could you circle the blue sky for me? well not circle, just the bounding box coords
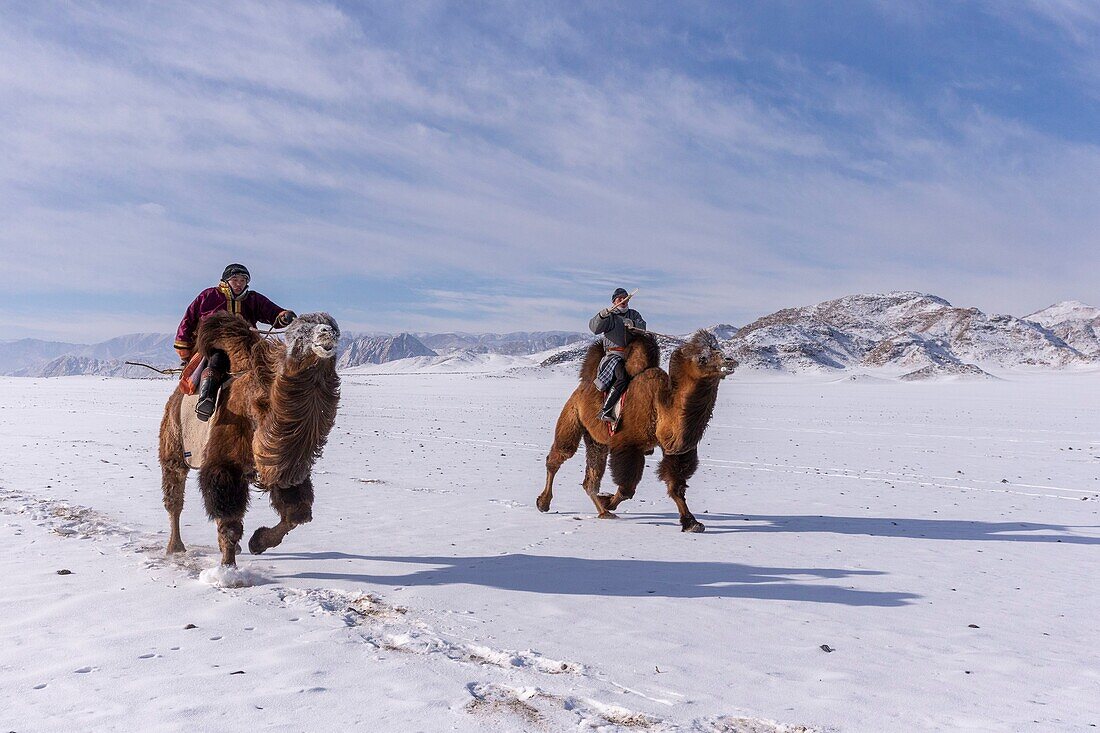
[1,1,1098,341]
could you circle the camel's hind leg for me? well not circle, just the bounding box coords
[161,458,189,554]
[580,432,613,517]
[159,396,189,554]
[537,401,584,512]
[199,462,250,566]
[249,479,314,554]
[658,448,704,533]
[605,445,646,512]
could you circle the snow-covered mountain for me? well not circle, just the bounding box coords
[0,338,83,374]
[3,294,1096,377]
[539,292,1089,376]
[1026,300,1100,326]
[706,323,739,340]
[344,349,534,374]
[336,333,436,368]
[19,354,175,379]
[3,334,179,378]
[1024,300,1100,358]
[416,331,588,356]
[726,292,1082,372]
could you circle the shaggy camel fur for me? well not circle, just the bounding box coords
[537,330,735,532]
[159,311,340,566]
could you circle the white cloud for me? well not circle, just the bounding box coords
[0,1,1098,340]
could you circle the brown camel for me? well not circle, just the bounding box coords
[159,311,340,566]
[537,330,735,532]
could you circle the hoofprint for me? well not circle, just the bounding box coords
[1,367,1098,731]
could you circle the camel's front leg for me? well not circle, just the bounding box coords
[537,402,584,512]
[199,462,251,566]
[657,448,704,532]
[249,479,313,554]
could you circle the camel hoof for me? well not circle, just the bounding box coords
[682,520,706,533]
[166,540,186,554]
[597,512,618,520]
[248,528,270,555]
[536,495,552,513]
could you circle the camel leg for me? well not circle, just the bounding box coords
[658,448,704,532]
[249,479,314,554]
[580,432,613,517]
[161,457,189,554]
[606,445,646,512]
[199,461,250,566]
[159,397,189,554]
[537,402,584,512]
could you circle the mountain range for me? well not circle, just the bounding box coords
[2,293,1096,378]
[722,292,1090,378]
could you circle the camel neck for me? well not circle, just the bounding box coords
[662,373,720,453]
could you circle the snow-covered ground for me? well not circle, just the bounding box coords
[1,369,1098,731]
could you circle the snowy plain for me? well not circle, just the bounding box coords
[1,367,1098,732]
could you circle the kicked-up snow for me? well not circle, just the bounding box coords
[0,369,1098,731]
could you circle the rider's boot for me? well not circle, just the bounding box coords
[195,368,222,422]
[599,381,627,423]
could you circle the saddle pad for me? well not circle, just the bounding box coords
[179,377,234,468]
[180,393,214,469]
[606,393,626,436]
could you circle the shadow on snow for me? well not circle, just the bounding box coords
[270,552,918,606]
[632,513,1100,543]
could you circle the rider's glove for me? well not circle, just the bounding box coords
[275,310,297,328]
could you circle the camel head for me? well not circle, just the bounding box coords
[283,312,341,362]
[677,330,737,380]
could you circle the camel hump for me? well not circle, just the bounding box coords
[624,333,659,376]
[579,333,660,382]
[579,340,605,382]
[196,311,261,360]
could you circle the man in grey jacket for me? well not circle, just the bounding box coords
[590,287,646,422]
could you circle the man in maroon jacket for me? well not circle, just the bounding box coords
[175,263,296,420]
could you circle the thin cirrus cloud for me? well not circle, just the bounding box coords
[0,1,1097,342]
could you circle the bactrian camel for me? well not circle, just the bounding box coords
[159,311,340,566]
[537,330,735,532]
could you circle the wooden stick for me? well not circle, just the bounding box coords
[125,361,184,375]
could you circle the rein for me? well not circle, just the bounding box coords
[255,325,286,339]
[627,326,689,345]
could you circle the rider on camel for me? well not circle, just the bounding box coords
[589,287,646,422]
[175,263,296,421]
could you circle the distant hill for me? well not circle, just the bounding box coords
[416,331,588,356]
[336,333,436,367]
[2,295,1096,377]
[0,338,83,374]
[1025,301,1100,358]
[724,292,1084,373]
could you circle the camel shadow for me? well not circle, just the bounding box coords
[270,552,918,607]
[625,512,1100,544]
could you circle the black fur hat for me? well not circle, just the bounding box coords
[612,287,629,301]
[221,263,250,282]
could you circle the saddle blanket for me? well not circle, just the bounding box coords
[180,393,214,469]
